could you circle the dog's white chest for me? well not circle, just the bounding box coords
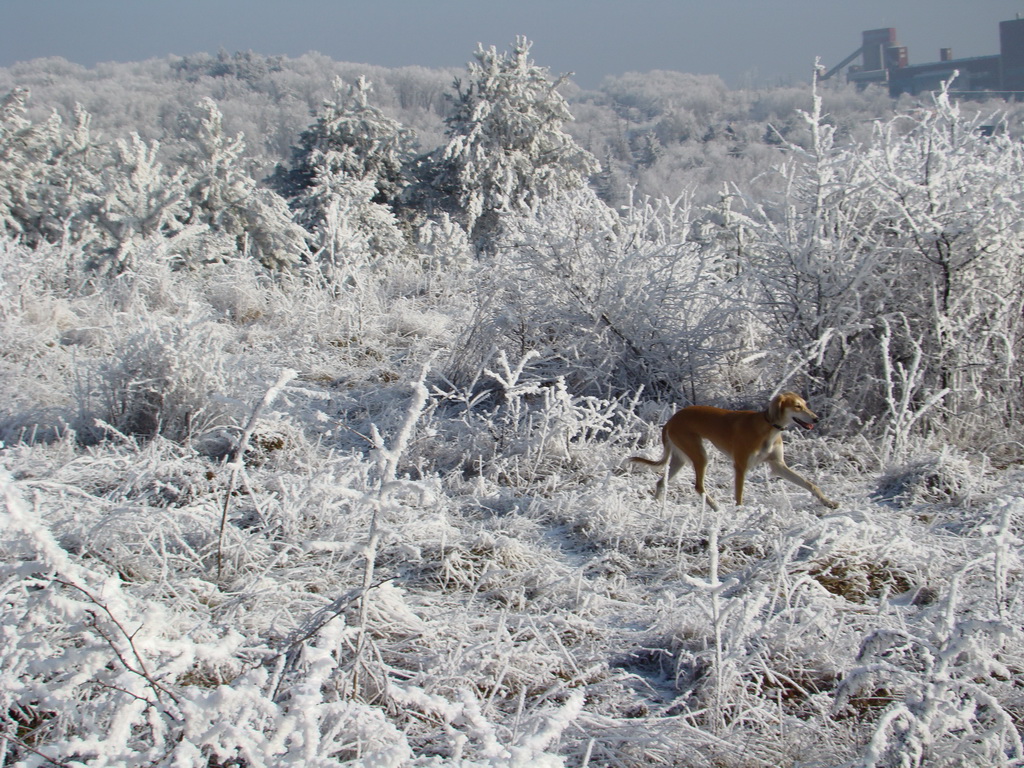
[751,436,778,465]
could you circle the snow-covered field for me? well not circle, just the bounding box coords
[2,43,1024,768]
[3,241,1022,767]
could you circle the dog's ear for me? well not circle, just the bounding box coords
[767,393,783,423]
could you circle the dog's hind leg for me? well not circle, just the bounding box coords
[655,446,687,500]
[673,434,720,511]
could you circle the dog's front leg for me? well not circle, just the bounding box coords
[732,460,748,506]
[767,458,838,509]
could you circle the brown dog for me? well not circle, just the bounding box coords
[629,392,838,510]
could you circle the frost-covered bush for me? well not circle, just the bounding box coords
[77,317,234,442]
[414,211,474,271]
[296,173,408,268]
[725,76,1024,455]
[837,571,1023,767]
[83,132,196,273]
[424,349,641,492]
[860,87,1024,452]
[876,449,988,508]
[721,77,893,411]
[0,466,421,767]
[451,189,737,400]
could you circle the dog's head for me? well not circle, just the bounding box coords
[768,392,819,430]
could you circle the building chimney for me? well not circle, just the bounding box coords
[940,47,953,61]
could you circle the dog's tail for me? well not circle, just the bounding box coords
[628,425,671,470]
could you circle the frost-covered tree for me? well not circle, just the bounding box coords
[0,87,95,247]
[861,84,1024,445]
[177,97,308,270]
[724,77,889,413]
[171,48,285,83]
[0,87,52,241]
[272,76,416,208]
[272,78,412,265]
[730,76,1024,451]
[425,37,599,252]
[87,133,191,272]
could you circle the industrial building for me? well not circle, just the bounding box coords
[823,17,1024,98]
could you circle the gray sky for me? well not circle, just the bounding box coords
[3,1,1023,88]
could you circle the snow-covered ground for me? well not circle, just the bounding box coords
[2,242,1022,767]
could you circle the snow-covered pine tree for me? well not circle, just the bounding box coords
[0,87,49,241]
[425,37,599,253]
[272,77,413,266]
[177,97,308,270]
[0,88,96,247]
[87,133,191,273]
[272,76,416,208]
